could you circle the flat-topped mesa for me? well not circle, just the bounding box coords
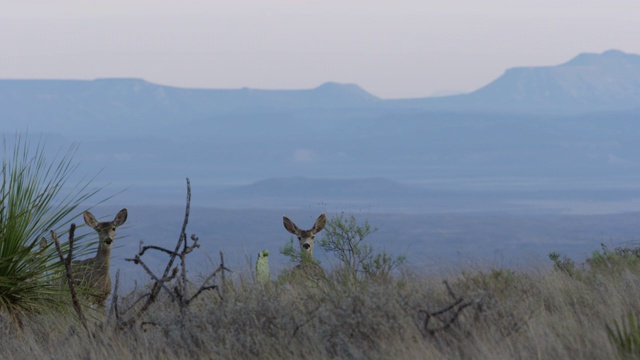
[72,208,128,308]
[283,213,326,279]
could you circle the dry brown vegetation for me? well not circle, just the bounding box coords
[3,260,640,359]
[3,159,638,359]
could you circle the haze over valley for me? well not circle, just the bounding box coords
[3,50,640,284]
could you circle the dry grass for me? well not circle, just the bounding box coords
[2,262,639,360]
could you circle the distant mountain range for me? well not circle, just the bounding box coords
[1,50,639,136]
[0,78,380,135]
[208,177,427,211]
[398,49,640,114]
[2,49,640,210]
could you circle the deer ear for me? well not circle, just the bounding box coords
[312,213,327,233]
[113,208,128,227]
[283,216,300,235]
[83,211,99,228]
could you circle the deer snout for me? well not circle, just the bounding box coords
[302,243,311,250]
[104,238,114,245]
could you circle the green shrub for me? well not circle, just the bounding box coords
[549,243,640,281]
[0,135,101,324]
[319,212,406,282]
[549,251,579,278]
[587,243,640,274]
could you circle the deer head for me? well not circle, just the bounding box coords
[283,213,326,258]
[83,208,128,250]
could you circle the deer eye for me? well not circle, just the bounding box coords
[297,236,302,240]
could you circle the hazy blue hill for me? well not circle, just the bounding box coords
[564,49,640,67]
[37,105,640,205]
[220,177,417,198]
[202,177,434,211]
[307,82,380,105]
[2,50,640,137]
[467,49,640,112]
[0,79,381,136]
[3,50,640,210]
[393,49,640,114]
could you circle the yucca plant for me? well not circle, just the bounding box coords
[607,312,640,358]
[0,135,101,324]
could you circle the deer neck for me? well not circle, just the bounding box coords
[300,248,314,262]
[93,238,112,271]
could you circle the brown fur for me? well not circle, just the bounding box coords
[283,213,326,278]
[72,208,127,308]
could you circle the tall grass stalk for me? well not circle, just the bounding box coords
[0,135,102,323]
[607,312,640,357]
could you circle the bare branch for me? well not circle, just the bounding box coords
[106,269,120,326]
[137,245,181,258]
[163,266,179,282]
[444,280,461,301]
[129,255,177,302]
[186,265,225,304]
[51,225,89,333]
[187,285,219,304]
[185,234,200,255]
[119,178,233,327]
[418,281,489,336]
[122,293,152,315]
[150,177,192,301]
[220,251,226,299]
[424,298,465,317]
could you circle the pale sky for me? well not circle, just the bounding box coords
[1,0,638,98]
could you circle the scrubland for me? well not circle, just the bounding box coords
[3,256,640,360]
[3,139,639,359]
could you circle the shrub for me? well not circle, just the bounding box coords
[0,135,101,324]
[587,243,640,274]
[549,243,640,280]
[318,212,406,281]
[549,251,579,277]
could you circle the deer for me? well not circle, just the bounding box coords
[70,208,128,309]
[283,213,326,279]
